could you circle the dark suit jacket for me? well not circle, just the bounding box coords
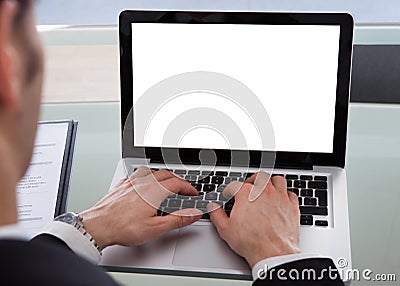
[0,235,118,286]
[0,235,343,286]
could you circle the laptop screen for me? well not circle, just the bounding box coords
[131,23,340,154]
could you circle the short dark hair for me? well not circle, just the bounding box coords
[14,0,30,25]
[4,0,40,83]
[0,0,30,26]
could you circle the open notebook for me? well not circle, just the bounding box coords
[16,120,78,238]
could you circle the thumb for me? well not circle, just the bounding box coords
[208,202,229,237]
[158,208,203,233]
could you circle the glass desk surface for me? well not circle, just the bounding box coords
[40,102,400,286]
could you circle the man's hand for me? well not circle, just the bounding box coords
[208,172,301,268]
[79,167,203,250]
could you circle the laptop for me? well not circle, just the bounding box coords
[100,11,354,281]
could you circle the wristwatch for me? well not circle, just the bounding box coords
[54,212,102,253]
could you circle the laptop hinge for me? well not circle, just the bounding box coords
[273,162,313,170]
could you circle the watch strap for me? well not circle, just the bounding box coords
[75,215,102,252]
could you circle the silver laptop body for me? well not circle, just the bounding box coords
[100,10,354,282]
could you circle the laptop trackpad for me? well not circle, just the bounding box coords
[172,224,249,270]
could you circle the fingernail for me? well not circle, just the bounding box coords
[206,202,218,212]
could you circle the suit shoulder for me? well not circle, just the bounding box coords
[0,239,117,286]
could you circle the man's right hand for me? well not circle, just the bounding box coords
[79,167,203,250]
[208,172,301,268]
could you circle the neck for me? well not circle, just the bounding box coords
[0,131,20,226]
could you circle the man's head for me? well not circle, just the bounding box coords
[0,0,44,179]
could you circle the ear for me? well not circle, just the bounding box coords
[0,0,20,110]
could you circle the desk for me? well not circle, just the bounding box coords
[40,102,400,286]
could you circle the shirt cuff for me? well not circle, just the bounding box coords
[0,223,29,241]
[252,253,323,281]
[40,221,101,265]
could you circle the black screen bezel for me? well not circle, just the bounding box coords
[119,11,353,169]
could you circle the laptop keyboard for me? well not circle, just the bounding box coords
[136,168,329,227]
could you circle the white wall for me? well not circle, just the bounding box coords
[35,0,399,25]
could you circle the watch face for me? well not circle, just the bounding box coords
[55,213,76,225]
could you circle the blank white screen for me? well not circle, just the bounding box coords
[131,23,340,153]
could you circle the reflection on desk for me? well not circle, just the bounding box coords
[40,102,400,286]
